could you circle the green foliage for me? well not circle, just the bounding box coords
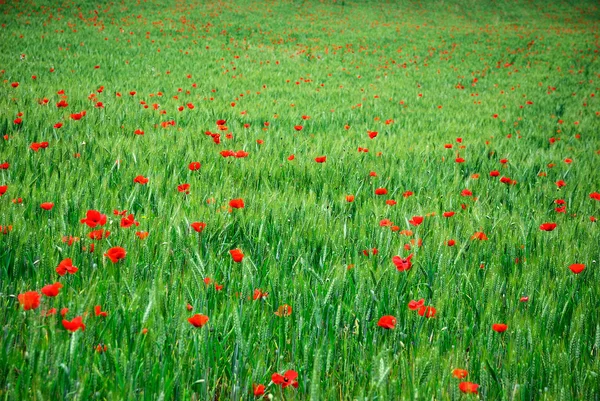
[1,0,599,399]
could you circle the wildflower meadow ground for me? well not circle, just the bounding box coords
[1,0,599,399]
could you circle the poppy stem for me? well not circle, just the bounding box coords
[198,233,202,258]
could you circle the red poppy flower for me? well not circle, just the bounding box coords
[30,142,49,151]
[377,315,397,329]
[520,296,529,302]
[374,188,387,195]
[62,316,85,332]
[40,202,54,210]
[569,264,585,274]
[56,258,78,276]
[363,248,379,256]
[191,222,207,233]
[18,291,41,310]
[235,150,249,158]
[443,211,455,218]
[539,222,557,231]
[447,239,456,246]
[136,231,149,239]
[272,370,298,388]
[0,185,7,196]
[42,308,57,317]
[294,125,303,131]
[120,214,139,228]
[188,162,201,171]
[590,192,600,201]
[229,198,245,209]
[230,249,244,263]
[368,130,378,139]
[134,175,149,185]
[555,180,566,188]
[455,157,465,163]
[216,119,226,126]
[408,216,423,226]
[104,246,126,263]
[346,195,355,202]
[62,236,80,246]
[386,199,397,206]
[471,231,488,240]
[458,382,479,394]
[315,156,327,163]
[11,82,19,88]
[41,282,63,297]
[402,191,414,198]
[95,344,108,354]
[287,154,295,161]
[408,298,425,310]
[274,304,293,317]
[253,384,266,397]
[253,289,269,300]
[392,254,413,271]
[452,369,468,379]
[380,219,393,227]
[88,229,110,240]
[94,305,108,317]
[500,176,516,185]
[188,314,209,327]
[418,305,436,318]
[177,183,190,194]
[492,323,508,333]
[56,99,68,108]
[53,122,64,129]
[134,129,144,135]
[80,210,107,227]
[461,189,473,197]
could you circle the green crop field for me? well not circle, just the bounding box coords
[1,0,599,399]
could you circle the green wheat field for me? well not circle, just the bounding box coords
[1,0,599,399]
